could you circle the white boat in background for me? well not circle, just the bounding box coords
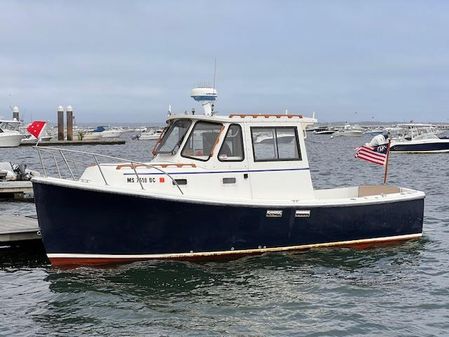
[390,124,449,153]
[82,130,102,141]
[21,130,53,144]
[138,128,164,140]
[313,126,335,135]
[0,120,26,147]
[253,130,295,144]
[83,126,124,140]
[0,161,40,181]
[363,128,384,135]
[331,124,364,137]
[100,127,124,139]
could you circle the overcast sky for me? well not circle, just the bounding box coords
[1,1,448,124]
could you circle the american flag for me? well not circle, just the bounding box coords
[355,143,389,166]
[26,120,47,139]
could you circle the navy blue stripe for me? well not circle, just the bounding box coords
[122,167,310,176]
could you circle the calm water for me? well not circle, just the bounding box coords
[1,133,448,336]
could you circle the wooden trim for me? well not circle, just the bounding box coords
[210,125,225,156]
[151,127,168,156]
[155,163,196,168]
[358,185,400,197]
[116,163,196,170]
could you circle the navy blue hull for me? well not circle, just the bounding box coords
[391,141,449,152]
[33,181,424,266]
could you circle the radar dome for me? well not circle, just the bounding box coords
[191,87,217,116]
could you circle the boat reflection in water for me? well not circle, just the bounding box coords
[31,88,425,267]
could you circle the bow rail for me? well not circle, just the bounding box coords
[34,146,184,195]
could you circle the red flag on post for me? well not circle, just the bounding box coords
[26,121,47,139]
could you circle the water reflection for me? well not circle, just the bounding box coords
[44,240,426,298]
[32,242,432,336]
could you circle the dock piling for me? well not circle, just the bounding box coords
[57,105,65,141]
[66,105,73,141]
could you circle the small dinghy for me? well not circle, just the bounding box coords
[32,88,425,267]
[0,162,40,181]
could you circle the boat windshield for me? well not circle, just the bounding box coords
[181,121,223,161]
[154,119,192,154]
[0,121,20,131]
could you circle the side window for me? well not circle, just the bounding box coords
[218,124,244,161]
[181,122,223,161]
[251,127,301,162]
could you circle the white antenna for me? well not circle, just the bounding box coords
[190,59,218,116]
[213,58,217,89]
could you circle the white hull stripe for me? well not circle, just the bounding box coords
[48,233,422,260]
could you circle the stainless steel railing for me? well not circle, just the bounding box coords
[34,146,184,195]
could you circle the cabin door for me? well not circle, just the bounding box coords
[246,125,313,200]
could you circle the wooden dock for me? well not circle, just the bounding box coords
[0,181,34,201]
[0,215,40,244]
[20,139,126,146]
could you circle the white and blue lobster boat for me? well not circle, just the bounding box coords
[32,88,425,266]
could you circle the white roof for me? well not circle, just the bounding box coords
[166,113,317,126]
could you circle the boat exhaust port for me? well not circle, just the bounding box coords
[266,210,283,218]
[295,210,311,218]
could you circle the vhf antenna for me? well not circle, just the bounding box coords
[213,58,217,89]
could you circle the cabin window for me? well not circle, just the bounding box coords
[155,119,191,154]
[218,124,244,161]
[251,127,301,161]
[181,121,223,161]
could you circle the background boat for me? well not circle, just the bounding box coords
[138,128,164,140]
[0,120,26,147]
[390,124,449,153]
[82,126,124,140]
[331,124,364,137]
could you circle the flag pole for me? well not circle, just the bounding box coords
[383,139,392,184]
[35,134,41,147]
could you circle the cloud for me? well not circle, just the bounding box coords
[0,0,448,123]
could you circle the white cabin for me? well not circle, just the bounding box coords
[80,113,317,202]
